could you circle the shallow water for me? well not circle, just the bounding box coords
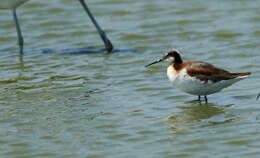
[0,0,260,157]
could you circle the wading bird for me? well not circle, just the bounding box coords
[0,0,113,54]
[146,50,251,103]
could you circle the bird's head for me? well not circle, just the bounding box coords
[145,50,182,67]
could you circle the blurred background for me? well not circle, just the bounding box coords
[0,0,259,157]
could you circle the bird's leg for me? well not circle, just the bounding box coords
[257,93,260,100]
[78,0,113,52]
[204,96,208,103]
[12,9,24,54]
[19,53,24,70]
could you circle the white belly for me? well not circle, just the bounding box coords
[167,67,244,96]
[0,0,29,9]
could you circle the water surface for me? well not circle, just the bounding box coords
[0,0,259,157]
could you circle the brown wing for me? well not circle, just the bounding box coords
[186,62,235,83]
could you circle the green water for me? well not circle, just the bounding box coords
[0,0,260,157]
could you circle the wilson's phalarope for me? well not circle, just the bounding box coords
[146,50,251,103]
[0,0,113,54]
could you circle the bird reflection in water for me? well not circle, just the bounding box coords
[163,102,235,133]
[19,53,24,70]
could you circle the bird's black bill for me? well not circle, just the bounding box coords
[145,59,163,67]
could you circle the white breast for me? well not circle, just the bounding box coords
[167,66,245,96]
[167,65,178,82]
